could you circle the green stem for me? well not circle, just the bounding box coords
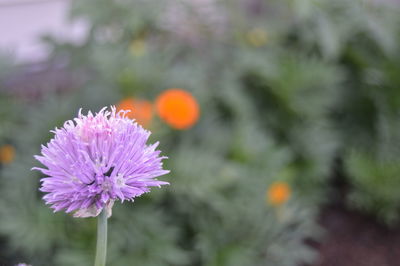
[94,210,108,266]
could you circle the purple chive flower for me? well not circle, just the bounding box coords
[33,107,169,218]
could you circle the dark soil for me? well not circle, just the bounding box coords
[312,204,400,266]
[311,161,400,266]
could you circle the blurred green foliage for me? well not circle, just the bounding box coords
[0,0,400,265]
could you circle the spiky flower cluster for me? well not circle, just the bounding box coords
[33,107,169,218]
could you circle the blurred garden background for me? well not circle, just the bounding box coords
[1,0,400,265]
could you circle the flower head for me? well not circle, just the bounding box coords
[116,98,153,127]
[266,182,291,206]
[156,89,200,130]
[33,107,169,218]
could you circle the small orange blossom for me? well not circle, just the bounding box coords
[0,144,15,164]
[155,89,200,130]
[116,98,153,127]
[266,181,291,206]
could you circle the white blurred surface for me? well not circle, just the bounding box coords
[0,0,87,62]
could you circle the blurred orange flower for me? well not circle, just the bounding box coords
[0,144,15,164]
[267,181,291,206]
[116,98,153,127]
[156,89,200,130]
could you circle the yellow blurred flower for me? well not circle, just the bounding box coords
[246,28,268,47]
[129,39,147,57]
[0,144,15,164]
[266,181,291,206]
